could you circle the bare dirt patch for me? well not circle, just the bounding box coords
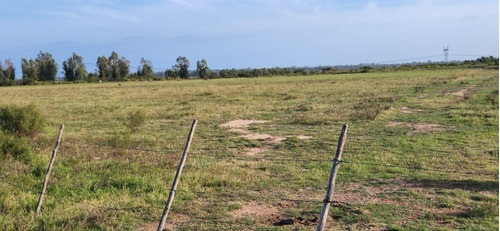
[409,123,447,135]
[136,214,189,231]
[231,200,318,227]
[448,86,475,97]
[386,121,447,135]
[220,119,313,156]
[243,146,275,156]
[232,201,281,219]
[386,121,406,127]
[401,106,424,114]
[238,133,287,143]
[449,89,468,97]
[297,135,313,140]
[219,119,268,131]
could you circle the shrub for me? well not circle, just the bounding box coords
[485,90,498,106]
[351,102,390,121]
[0,104,46,137]
[0,131,32,163]
[124,110,146,133]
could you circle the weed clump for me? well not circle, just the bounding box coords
[351,102,391,121]
[0,130,32,163]
[414,86,425,93]
[124,110,146,133]
[485,90,498,106]
[277,137,301,150]
[108,129,131,147]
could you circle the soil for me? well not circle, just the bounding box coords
[232,201,281,219]
[219,119,269,131]
[409,123,447,135]
[449,89,468,97]
[220,119,313,155]
[297,135,313,140]
[401,106,424,114]
[243,146,275,156]
[137,214,189,231]
[386,121,406,127]
[450,89,469,97]
[448,86,475,97]
[386,121,447,135]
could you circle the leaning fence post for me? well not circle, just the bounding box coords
[316,123,348,231]
[35,124,64,216]
[157,119,198,231]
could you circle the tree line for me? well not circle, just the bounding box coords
[0,52,498,86]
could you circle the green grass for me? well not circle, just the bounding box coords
[0,68,498,230]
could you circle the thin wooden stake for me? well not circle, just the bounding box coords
[35,124,64,216]
[157,119,197,231]
[316,123,348,231]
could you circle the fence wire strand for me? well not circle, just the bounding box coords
[56,140,497,177]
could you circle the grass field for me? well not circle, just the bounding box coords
[0,67,498,230]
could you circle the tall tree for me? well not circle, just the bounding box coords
[196,59,209,79]
[4,59,15,80]
[138,57,154,77]
[63,52,87,81]
[21,58,38,80]
[0,63,4,81]
[174,56,190,79]
[118,56,130,79]
[36,51,57,81]
[96,56,111,80]
[108,51,120,80]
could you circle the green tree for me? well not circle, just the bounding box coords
[165,69,178,78]
[196,59,209,79]
[36,51,57,81]
[1,59,15,81]
[96,52,129,81]
[63,52,87,81]
[174,56,190,79]
[21,58,38,81]
[96,56,111,80]
[138,57,154,77]
[109,51,120,80]
[0,63,4,81]
[118,56,130,79]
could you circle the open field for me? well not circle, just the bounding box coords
[0,68,498,230]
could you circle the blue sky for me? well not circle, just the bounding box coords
[0,0,498,76]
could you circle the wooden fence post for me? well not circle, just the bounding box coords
[35,124,64,216]
[316,124,348,231]
[157,119,197,231]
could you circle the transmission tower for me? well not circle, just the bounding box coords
[443,46,449,62]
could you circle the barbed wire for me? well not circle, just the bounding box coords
[188,152,330,163]
[62,140,180,155]
[55,139,498,177]
[341,160,498,177]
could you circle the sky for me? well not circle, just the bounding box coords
[0,0,498,76]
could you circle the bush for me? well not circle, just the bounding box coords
[124,110,146,133]
[0,104,46,137]
[0,131,32,163]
